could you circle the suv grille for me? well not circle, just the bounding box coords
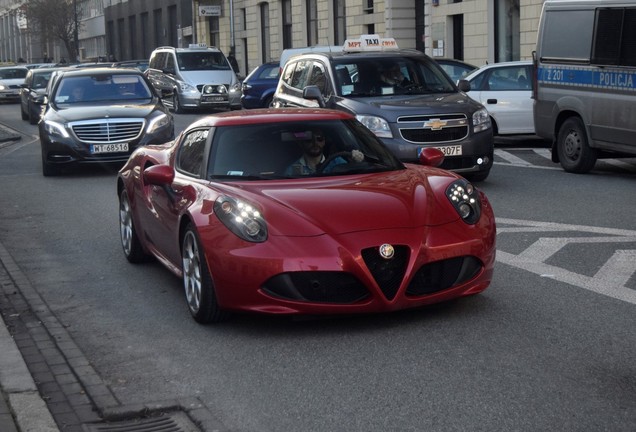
[70,118,144,144]
[398,114,469,143]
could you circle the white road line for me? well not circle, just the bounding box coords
[594,249,636,287]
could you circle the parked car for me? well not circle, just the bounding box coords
[145,44,242,113]
[20,67,63,124]
[435,58,478,83]
[39,67,174,176]
[117,108,496,323]
[272,35,494,181]
[0,65,28,103]
[111,59,149,72]
[462,60,534,135]
[240,61,280,108]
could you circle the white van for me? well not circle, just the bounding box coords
[146,44,242,113]
[533,0,636,173]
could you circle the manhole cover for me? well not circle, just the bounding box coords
[83,411,201,432]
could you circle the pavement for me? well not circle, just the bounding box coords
[0,124,59,432]
[0,123,224,432]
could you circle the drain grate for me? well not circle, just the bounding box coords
[83,411,201,432]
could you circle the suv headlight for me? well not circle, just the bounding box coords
[446,179,481,224]
[177,81,198,94]
[472,108,491,133]
[43,120,70,138]
[356,115,392,138]
[214,195,267,242]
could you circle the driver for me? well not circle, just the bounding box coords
[285,128,346,175]
[380,64,409,87]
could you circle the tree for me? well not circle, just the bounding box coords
[16,0,82,62]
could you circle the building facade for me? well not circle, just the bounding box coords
[2,0,545,72]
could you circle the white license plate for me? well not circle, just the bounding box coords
[202,96,226,102]
[90,143,129,154]
[419,145,462,156]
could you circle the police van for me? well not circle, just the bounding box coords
[272,35,494,181]
[533,0,636,173]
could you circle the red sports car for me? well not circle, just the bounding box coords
[117,108,496,323]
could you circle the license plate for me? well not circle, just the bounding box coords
[90,143,129,154]
[419,145,463,156]
[202,96,226,102]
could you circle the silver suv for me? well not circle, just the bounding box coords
[146,44,241,113]
[273,35,494,181]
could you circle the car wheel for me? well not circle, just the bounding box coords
[28,102,39,125]
[263,95,273,108]
[557,117,597,173]
[172,93,183,114]
[21,104,28,121]
[119,189,149,263]
[182,225,230,324]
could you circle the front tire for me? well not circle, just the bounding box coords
[556,117,597,173]
[182,225,230,323]
[119,189,149,263]
[172,93,183,114]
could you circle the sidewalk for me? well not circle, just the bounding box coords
[0,125,59,431]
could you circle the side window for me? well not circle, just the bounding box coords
[592,7,636,67]
[177,129,209,177]
[307,62,328,94]
[165,53,176,73]
[290,59,311,90]
[487,66,528,90]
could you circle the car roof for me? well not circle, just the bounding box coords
[286,48,426,65]
[187,108,354,129]
[57,67,144,77]
[464,60,532,80]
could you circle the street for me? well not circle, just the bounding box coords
[0,101,635,432]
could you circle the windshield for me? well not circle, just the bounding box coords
[177,51,231,71]
[0,68,27,80]
[208,119,404,180]
[332,56,456,97]
[54,74,152,104]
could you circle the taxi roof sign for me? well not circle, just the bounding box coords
[342,34,400,52]
[188,43,209,49]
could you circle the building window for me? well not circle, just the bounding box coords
[364,0,373,13]
[140,13,148,58]
[168,5,177,47]
[334,0,346,45]
[209,16,219,47]
[282,0,292,49]
[129,16,137,59]
[307,0,318,46]
[260,3,271,62]
[494,0,520,61]
[153,8,163,48]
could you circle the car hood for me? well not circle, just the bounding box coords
[180,70,236,86]
[50,103,159,122]
[337,92,482,117]
[220,168,459,237]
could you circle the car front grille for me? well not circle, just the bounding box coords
[70,118,144,144]
[398,113,469,143]
[361,245,409,301]
[263,272,369,304]
[406,256,482,296]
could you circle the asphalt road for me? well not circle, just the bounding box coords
[0,103,635,432]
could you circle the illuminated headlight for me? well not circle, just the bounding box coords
[446,179,481,224]
[472,108,491,133]
[0,85,6,91]
[146,113,170,133]
[356,115,392,138]
[229,82,242,93]
[43,120,70,138]
[203,84,227,94]
[214,196,267,242]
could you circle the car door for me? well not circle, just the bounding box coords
[468,64,534,135]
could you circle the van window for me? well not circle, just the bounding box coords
[540,10,594,61]
[591,8,636,66]
[177,51,230,71]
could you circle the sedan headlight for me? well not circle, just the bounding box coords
[446,179,481,224]
[356,114,392,138]
[472,108,491,133]
[214,196,267,242]
[146,113,170,133]
[43,120,70,138]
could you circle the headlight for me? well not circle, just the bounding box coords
[229,82,242,93]
[43,120,70,138]
[446,179,481,224]
[177,81,197,93]
[356,115,392,138]
[203,84,228,94]
[146,113,170,133]
[472,108,491,133]
[214,196,267,242]
[0,85,6,91]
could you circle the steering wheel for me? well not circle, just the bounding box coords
[316,150,366,173]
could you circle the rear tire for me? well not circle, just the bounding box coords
[182,225,230,324]
[556,117,597,173]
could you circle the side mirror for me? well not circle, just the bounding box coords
[303,85,326,108]
[418,147,445,167]
[143,164,175,186]
[457,80,471,92]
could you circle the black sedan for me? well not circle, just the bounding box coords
[20,67,64,124]
[39,67,174,176]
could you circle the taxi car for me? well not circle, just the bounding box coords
[0,65,28,102]
[117,108,496,323]
[39,67,174,176]
[272,35,494,181]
